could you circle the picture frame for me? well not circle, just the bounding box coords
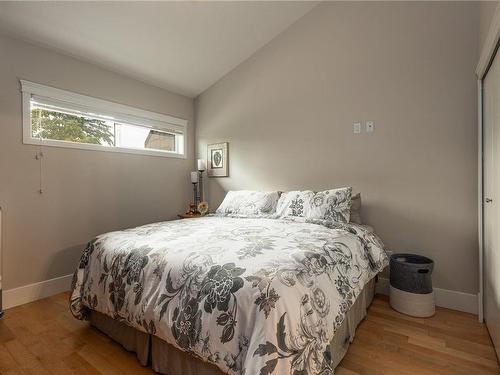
[207,142,228,177]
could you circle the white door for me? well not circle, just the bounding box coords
[483,47,500,358]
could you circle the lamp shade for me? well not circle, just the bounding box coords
[197,159,206,171]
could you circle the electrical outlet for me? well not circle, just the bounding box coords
[366,120,374,132]
[353,122,361,134]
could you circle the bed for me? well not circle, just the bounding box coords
[70,212,388,375]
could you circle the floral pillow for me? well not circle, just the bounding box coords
[275,191,315,218]
[215,190,280,217]
[307,187,352,223]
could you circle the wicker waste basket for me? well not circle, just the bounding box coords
[389,253,435,317]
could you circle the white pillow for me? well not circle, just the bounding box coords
[307,187,352,223]
[216,190,280,216]
[276,190,315,218]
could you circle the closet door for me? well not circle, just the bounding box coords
[483,47,500,358]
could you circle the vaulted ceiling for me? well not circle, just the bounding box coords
[0,1,316,97]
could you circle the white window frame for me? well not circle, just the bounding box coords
[21,80,188,159]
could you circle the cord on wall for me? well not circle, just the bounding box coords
[35,107,44,194]
[35,151,44,194]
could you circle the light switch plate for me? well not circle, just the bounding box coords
[366,120,374,132]
[353,122,361,134]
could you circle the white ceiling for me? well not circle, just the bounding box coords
[0,1,316,98]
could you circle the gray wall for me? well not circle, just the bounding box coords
[195,2,480,294]
[0,34,194,290]
[479,1,498,54]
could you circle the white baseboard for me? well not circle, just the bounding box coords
[375,277,478,315]
[3,274,73,310]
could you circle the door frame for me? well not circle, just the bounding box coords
[476,4,500,324]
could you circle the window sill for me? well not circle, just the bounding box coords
[23,137,187,159]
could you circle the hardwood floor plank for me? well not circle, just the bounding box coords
[4,340,40,370]
[0,343,19,373]
[2,369,27,375]
[341,296,500,374]
[76,345,127,375]
[62,352,102,375]
[0,323,15,344]
[432,331,498,360]
[336,367,361,375]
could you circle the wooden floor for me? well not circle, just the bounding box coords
[0,293,498,375]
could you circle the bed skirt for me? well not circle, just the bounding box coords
[89,277,376,374]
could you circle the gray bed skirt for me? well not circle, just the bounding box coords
[89,277,376,374]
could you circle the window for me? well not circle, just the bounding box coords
[21,80,187,158]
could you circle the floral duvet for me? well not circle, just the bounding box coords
[70,216,388,375]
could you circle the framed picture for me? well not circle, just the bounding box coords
[207,142,228,177]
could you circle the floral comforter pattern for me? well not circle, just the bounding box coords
[70,216,388,375]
